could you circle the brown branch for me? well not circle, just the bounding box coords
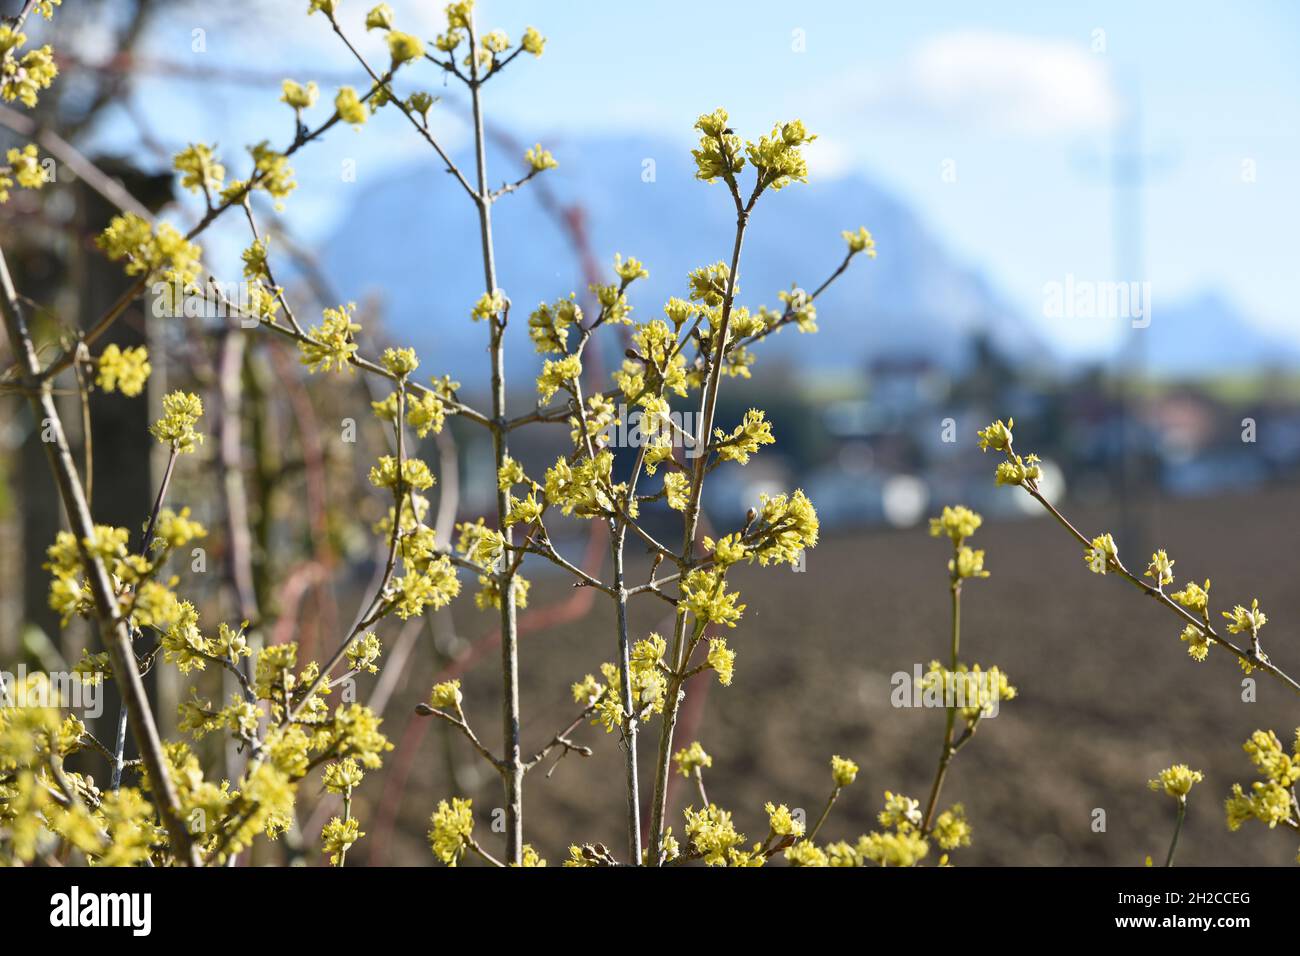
[522,706,595,772]
[1013,464,1300,696]
[414,703,503,772]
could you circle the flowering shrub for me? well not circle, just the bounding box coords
[0,0,1295,870]
[977,417,1300,865]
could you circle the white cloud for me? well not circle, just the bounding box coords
[839,31,1118,136]
[803,135,854,179]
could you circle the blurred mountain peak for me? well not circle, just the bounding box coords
[318,130,1049,384]
[1144,287,1300,376]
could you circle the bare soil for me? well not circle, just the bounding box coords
[369,485,1300,866]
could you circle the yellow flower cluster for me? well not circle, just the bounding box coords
[537,354,582,402]
[95,344,152,397]
[932,805,972,851]
[1223,598,1266,638]
[691,108,743,183]
[456,518,503,567]
[842,226,877,257]
[613,322,689,406]
[688,261,733,308]
[472,572,527,612]
[996,454,1041,487]
[920,661,1017,724]
[471,288,506,322]
[345,633,383,674]
[674,741,712,777]
[1225,729,1299,860]
[783,791,968,867]
[521,26,545,56]
[280,79,318,111]
[335,87,367,127]
[1084,533,1118,575]
[1170,578,1210,614]
[712,408,774,465]
[511,845,546,867]
[784,842,829,866]
[543,451,621,518]
[758,491,822,566]
[365,4,395,31]
[247,141,297,202]
[369,455,435,493]
[4,613,398,865]
[323,757,365,793]
[524,143,557,172]
[1179,623,1210,662]
[1148,764,1203,800]
[588,635,669,733]
[152,506,207,551]
[977,418,1046,488]
[96,213,203,286]
[660,472,688,511]
[860,819,930,866]
[321,816,362,866]
[571,673,603,707]
[428,797,475,866]
[300,303,361,373]
[527,295,581,353]
[391,547,460,620]
[929,504,982,545]
[746,119,816,191]
[172,141,226,196]
[388,31,424,66]
[160,601,214,674]
[706,637,735,686]
[1,23,58,108]
[976,418,1014,453]
[1145,549,1175,587]
[150,390,205,453]
[774,286,817,334]
[481,29,509,54]
[380,346,419,377]
[683,804,756,866]
[1,144,46,204]
[371,387,447,438]
[764,802,804,839]
[951,546,989,580]
[831,755,859,788]
[681,568,745,628]
[429,679,463,711]
[931,504,990,580]
[691,110,816,193]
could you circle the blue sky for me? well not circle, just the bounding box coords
[88,0,1300,357]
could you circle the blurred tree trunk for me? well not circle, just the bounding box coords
[80,166,160,744]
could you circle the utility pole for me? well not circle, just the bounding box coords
[1111,84,1148,556]
[1075,75,1176,556]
